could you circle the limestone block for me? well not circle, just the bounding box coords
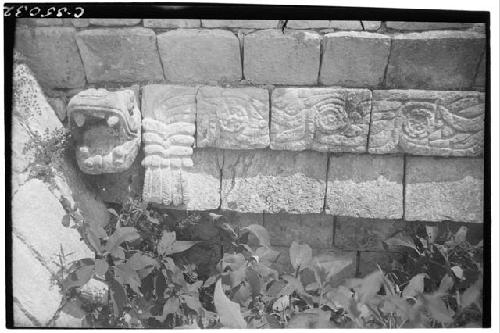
[368,90,484,156]
[221,150,327,213]
[76,28,164,83]
[197,86,270,149]
[13,302,36,327]
[271,88,371,152]
[264,213,334,248]
[15,27,85,88]
[67,87,142,174]
[13,235,62,325]
[326,154,404,219]
[143,19,201,28]
[89,19,141,26]
[474,53,486,87]
[320,32,391,87]
[141,85,220,209]
[386,31,485,89]
[17,18,64,26]
[71,19,89,28]
[334,217,405,251]
[201,20,277,28]
[362,21,382,31]
[244,29,320,84]
[157,29,241,83]
[386,22,474,31]
[405,157,483,223]
[287,20,330,29]
[12,179,93,273]
[330,20,363,30]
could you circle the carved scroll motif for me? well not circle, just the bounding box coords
[271,88,371,152]
[368,90,484,156]
[67,88,141,174]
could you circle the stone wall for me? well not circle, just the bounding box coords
[12,18,486,326]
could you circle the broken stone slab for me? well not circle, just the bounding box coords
[67,87,141,174]
[197,86,270,149]
[326,154,404,219]
[244,29,321,85]
[143,19,201,28]
[320,32,391,88]
[405,156,483,223]
[264,213,334,248]
[386,21,474,31]
[270,88,371,152]
[385,30,485,89]
[157,29,241,83]
[221,150,327,214]
[76,28,164,83]
[368,90,484,156]
[201,20,277,29]
[15,27,86,89]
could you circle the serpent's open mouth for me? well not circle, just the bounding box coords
[67,88,141,174]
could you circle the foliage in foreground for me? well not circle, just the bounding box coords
[59,199,484,328]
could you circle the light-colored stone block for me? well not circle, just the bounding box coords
[320,32,391,87]
[386,31,485,89]
[13,302,37,327]
[326,154,404,219]
[244,29,320,84]
[271,88,371,152]
[264,213,334,248]
[222,150,327,214]
[475,53,486,87]
[15,27,85,88]
[197,86,270,149]
[71,19,89,28]
[157,29,241,83]
[287,20,330,29]
[405,157,483,223]
[330,20,363,30]
[17,18,64,26]
[143,19,201,28]
[89,19,141,26]
[368,90,485,156]
[362,21,382,31]
[201,20,277,29]
[76,28,164,83]
[386,22,474,31]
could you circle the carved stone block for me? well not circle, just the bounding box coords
[143,19,201,28]
[197,87,270,149]
[271,88,371,152]
[67,88,141,174]
[221,150,327,214]
[141,85,220,210]
[201,20,278,29]
[368,90,484,156]
[405,157,483,223]
[326,154,404,219]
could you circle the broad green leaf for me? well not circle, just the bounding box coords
[289,241,312,272]
[61,299,86,321]
[312,253,353,284]
[221,253,246,271]
[242,224,270,248]
[272,295,289,312]
[157,230,199,256]
[163,297,180,316]
[438,274,454,294]
[451,266,464,280]
[384,236,417,251]
[246,267,261,297]
[345,270,385,304]
[111,246,125,260]
[61,259,95,292]
[61,214,71,227]
[115,262,141,294]
[229,266,246,288]
[214,279,246,328]
[403,273,428,298]
[461,278,482,308]
[232,283,252,307]
[423,293,454,324]
[109,278,127,317]
[254,246,280,265]
[425,225,439,244]
[104,227,140,253]
[453,226,468,243]
[107,208,119,217]
[94,258,109,277]
[127,253,158,271]
[287,309,334,328]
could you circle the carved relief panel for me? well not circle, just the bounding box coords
[271,88,372,152]
[368,90,484,156]
[67,87,141,174]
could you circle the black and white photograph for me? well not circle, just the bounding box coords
[3,0,497,329]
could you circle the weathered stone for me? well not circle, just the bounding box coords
[13,301,37,327]
[71,19,89,28]
[362,21,382,31]
[53,301,86,327]
[334,217,405,251]
[386,21,474,31]
[18,18,64,26]
[244,29,320,84]
[13,235,62,325]
[368,90,485,156]
[143,19,201,28]
[89,19,141,26]
[67,88,141,174]
[47,97,67,122]
[271,88,371,152]
[157,29,241,83]
[320,32,391,87]
[474,53,486,87]
[76,28,164,83]
[386,31,485,89]
[221,150,327,213]
[201,20,277,29]
[327,154,404,219]
[287,20,330,29]
[12,179,94,273]
[405,157,483,223]
[264,213,334,248]
[197,86,270,149]
[15,27,85,88]
[330,20,363,30]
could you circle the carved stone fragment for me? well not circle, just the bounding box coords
[271,88,371,152]
[67,88,141,174]
[197,87,270,149]
[368,90,484,156]
[141,85,220,210]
